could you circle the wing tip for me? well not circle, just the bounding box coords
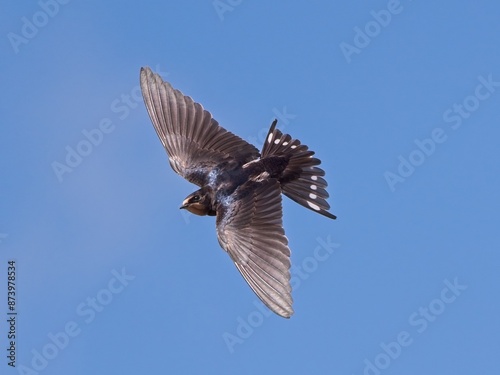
[262,296,294,318]
[323,211,337,220]
[140,66,151,79]
[278,306,294,319]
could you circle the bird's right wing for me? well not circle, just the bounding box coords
[216,179,293,318]
[140,67,260,186]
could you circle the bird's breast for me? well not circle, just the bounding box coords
[210,163,248,204]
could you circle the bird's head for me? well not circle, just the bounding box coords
[180,188,215,216]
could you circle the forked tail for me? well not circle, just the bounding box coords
[261,120,336,219]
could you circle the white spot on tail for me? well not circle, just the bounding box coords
[307,201,321,211]
[283,141,289,146]
[267,133,273,143]
[310,184,317,190]
[309,193,317,199]
[291,145,297,149]
[311,175,318,181]
[274,139,280,144]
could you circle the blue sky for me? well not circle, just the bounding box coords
[1,1,499,374]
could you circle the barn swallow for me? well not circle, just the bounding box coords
[140,67,336,318]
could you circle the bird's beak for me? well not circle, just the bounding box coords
[180,198,189,210]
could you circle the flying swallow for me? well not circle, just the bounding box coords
[140,67,336,318]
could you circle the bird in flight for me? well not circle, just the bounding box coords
[140,67,336,318]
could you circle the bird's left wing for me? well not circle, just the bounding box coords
[216,179,293,318]
[140,67,260,186]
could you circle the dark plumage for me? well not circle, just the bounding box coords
[140,67,336,318]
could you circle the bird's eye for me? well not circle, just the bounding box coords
[191,195,200,203]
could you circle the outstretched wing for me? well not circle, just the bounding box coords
[140,67,260,186]
[216,179,293,318]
